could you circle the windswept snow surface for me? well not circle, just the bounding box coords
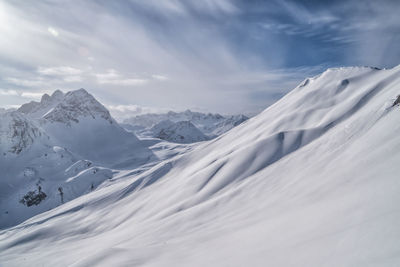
[2,66,400,266]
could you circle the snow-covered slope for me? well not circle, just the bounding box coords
[1,66,400,266]
[123,109,248,139]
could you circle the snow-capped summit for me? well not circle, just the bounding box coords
[18,88,113,125]
[42,88,113,125]
[38,90,64,108]
[50,89,64,100]
[150,120,209,143]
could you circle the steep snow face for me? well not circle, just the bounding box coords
[2,66,400,266]
[123,109,248,138]
[150,120,209,143]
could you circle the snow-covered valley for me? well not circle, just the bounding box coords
[1,65,400,266]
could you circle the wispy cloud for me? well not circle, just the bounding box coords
[95,69,148,86]
[0,89,18,96]
[38,66,83,76]
[20,92,46,100]
[0,88,48,102]
[37,66,84,83]
[5,77,48,87]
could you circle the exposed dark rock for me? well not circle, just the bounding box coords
[19,189,47,207]
[393,95,400,107]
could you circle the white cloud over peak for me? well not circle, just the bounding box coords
[38,66,83,76]
[20,91,47,100]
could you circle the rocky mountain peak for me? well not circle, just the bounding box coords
[51,89,64,100]
[42,88,113,124]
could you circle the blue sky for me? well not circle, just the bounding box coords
[1,0,399,117]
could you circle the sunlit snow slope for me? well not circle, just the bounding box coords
[1,66,400,267]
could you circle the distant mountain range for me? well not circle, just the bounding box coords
[122,109,248,142]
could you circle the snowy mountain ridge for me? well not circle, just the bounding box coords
[18,90,64,118]
[123,109,249,141]
[18,89,114,125]
[124,109,225,129]
[42,89,114,125]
